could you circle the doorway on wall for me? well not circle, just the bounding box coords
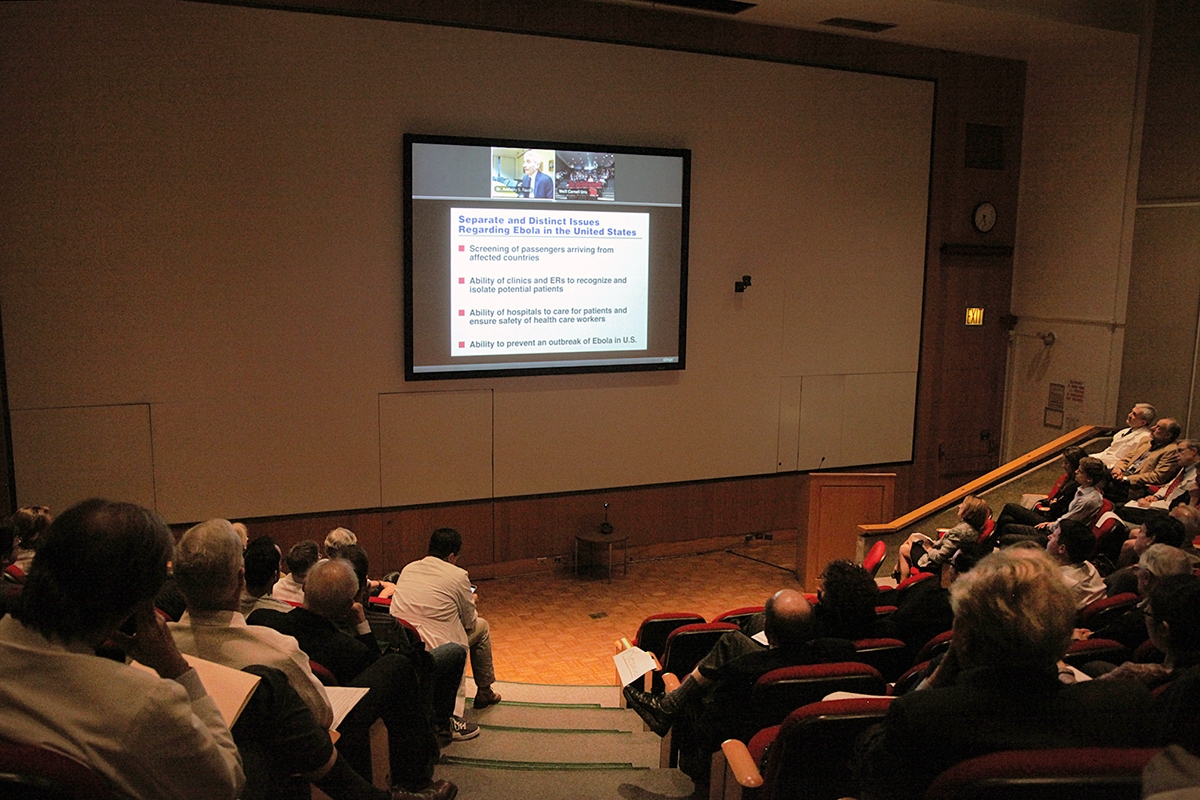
[935,247,1014,497]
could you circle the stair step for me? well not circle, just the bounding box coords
[466,678,621,708]
[440,723,660,768]
[432,764,695,799]
[463,701,646,734]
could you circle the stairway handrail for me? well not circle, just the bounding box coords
[859,425,1113,537]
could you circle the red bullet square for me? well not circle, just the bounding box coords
[458,342,465,348]
[458,309,465,316]
[458,277,465,284]
[458,245,465,252]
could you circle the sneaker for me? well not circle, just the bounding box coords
[473,685,503,709]
[449,715,480,741]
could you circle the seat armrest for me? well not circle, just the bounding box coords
[721,739,764,788]
[709,739,764,800]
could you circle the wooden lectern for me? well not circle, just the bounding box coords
[795,473,895,590]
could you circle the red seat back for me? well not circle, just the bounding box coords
[711,605,764,633]
[309,659,339,686]
[1080,592,1138,627]
[632,613,705,659]
[915,629,954,664]
[1062,637,1128,669]
[660,622,740,679]
[896,572,935,601]
[976,517,996,545]
[852,637,909,682]
[0,739,121,800]
[924,747,1160,800]
[749,662,885,734]
[755,697,894,800]
[862,540,887,579]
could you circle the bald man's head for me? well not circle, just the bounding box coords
[303,558,359,622]
[763,589,815,648]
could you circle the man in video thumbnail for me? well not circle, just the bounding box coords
[519,150,553,198]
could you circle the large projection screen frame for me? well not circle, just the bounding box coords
[404,133,690,381]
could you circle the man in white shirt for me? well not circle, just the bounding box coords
[1095,403,1155,469]
[171,521,334,726]
[0,500,243,800]
[390,528,502,709]
[1047,519,1107,610]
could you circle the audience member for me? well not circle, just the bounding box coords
[173,522,451,800]
[1046,519,1107,610]
[994,447,1086,533]
[1108,417,1183,503]
[336,544,464,740]
[0,499,243,800]
[853,548,1150,800]
[241,535,293,616]
[273,539,320,604]
[1145,574,1200,753]
[1084,544,1194,652]
[1094,403,1156,469]
[1107,513,1188,595]
[814,559,884,640]
[1174,504,1200,550]
[624,589,856,786]
[10,504,51,574]
[998,455,1107,547]
[895,496,990,581]
[340,542,395,602]
[878,542,988,659]
[232,521,250,549]
[325,527,357,560]
[248,559,455,796]
[390,527,502,709]
[170,520,334,728]
[1117,439,1199,525]
[1097,573,1200,695]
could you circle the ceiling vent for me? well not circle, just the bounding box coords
[819,17,897,33]
[632,0,756,14]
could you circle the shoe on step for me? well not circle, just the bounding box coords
[473,686,502,709]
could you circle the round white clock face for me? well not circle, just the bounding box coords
[973,202,997,232]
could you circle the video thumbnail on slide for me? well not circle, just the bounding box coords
[491,147,616,201]
[451,207,649,356]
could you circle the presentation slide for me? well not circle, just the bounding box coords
[405,134,688,380]
[450,208,649,355]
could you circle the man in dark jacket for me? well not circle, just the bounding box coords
[249,559,455,794]
[624,589,857,784]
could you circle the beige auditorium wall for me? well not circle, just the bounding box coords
[1118,0,1200,440]
[0,0,933,522]
[1003,18,1144,458]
